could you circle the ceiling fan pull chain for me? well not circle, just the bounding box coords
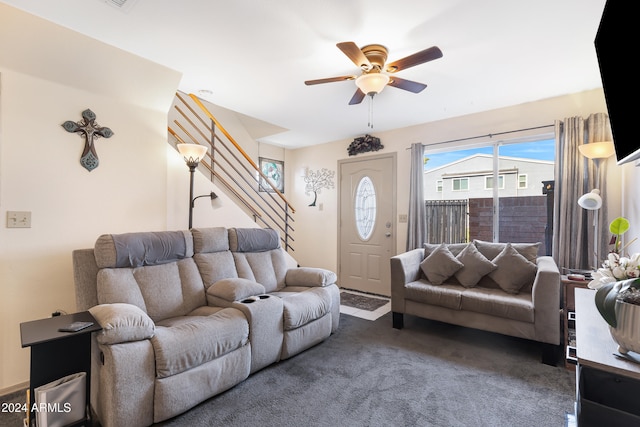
[368,94,374,129]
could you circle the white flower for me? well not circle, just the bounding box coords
[626,266,639,278]
[612,265,628,280]
[589,252,640,289]
[588,268,617,290]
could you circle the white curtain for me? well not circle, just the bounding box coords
[406,143,426,250]
[553,113,612,270]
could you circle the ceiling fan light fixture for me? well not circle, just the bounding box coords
[355,73,390,95]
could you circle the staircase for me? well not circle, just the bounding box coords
[168,92,295,252]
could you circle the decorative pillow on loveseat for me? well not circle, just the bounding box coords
[454,243,497,288]
[473,239,540,263]
[424,242,468,258]
[420,243,464,285]
[487,243,537,294]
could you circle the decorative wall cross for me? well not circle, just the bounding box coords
[62,109,114,171]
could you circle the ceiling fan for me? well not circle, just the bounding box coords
[304,41,443,105]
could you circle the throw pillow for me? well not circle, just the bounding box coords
[454,243,497,288]
[473,239,540,262]
[424,242,468,258]
[420,243,464,285]
[488,243,537,294]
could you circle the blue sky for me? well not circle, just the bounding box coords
[424,138,555,170]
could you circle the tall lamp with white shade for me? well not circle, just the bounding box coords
[577,140,614,269]
[578,141,615,169]
[578,189,603,269]
[177,143,217,229]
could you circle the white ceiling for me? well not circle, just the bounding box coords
[2,0,607,148]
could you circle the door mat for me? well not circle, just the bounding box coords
[340,292,389,311]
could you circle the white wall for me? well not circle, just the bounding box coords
[621,163,640,254]
[0,4,182,391]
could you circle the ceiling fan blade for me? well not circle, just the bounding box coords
[348,89,366,105]
[337,42,372,70]
[305,75,356,85]
[385,46,443,73]
[388,77,427,93]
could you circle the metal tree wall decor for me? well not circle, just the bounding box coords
[303,168,335,207]
[62,109,114,171]
[347,134,383,156]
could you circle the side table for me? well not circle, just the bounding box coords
[575,288,640,425]
[20,311,101,427]
[561,275,590,369]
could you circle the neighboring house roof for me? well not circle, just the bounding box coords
[424,153,554,175]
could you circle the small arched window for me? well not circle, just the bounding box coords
[354,176,376,240]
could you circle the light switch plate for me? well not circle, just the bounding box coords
[7,211,31,228]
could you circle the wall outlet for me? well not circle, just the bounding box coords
[399,214,408,223]
[7,211,31,228]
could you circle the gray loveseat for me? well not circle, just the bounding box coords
[72,227,339,427]
[390,240,561,364]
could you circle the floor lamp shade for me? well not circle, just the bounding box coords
[578,189,603,210]
[176,143,209,229]
[578,141,615,160]
[177,143,208,166]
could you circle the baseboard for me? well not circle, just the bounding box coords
[0,381,28,397]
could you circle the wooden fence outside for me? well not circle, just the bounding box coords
[425,200,468,244]
[425,196,549,254]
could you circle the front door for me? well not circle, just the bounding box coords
[338,153,396,296]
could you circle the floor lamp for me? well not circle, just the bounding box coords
[578,189,603,269]
[177,143,212,229]
[577,140,614,269]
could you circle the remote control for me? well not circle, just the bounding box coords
[58,321,94,332]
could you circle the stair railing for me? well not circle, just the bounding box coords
[168,92,295,252]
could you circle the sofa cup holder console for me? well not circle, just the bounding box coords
[241,295,271,304]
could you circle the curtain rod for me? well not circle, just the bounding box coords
[407,124,554,149]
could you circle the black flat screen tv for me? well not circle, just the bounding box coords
[594,0,638,165]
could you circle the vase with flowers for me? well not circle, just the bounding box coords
[590,217,640,355]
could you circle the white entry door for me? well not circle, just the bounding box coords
[338,153,396,296]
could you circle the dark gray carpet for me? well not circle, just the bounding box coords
[157,313,575,426]
[340,291,389,311]
[0,389,24,427]
[1,313,575,427]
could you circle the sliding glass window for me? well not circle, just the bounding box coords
[423,137,555,255]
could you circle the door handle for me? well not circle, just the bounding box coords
[385,232,391,237]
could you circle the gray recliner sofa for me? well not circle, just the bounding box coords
[72,227,339,427]
[390,240,561,365]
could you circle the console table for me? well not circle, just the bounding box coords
[575,288,640,426]
[20,311,101,427]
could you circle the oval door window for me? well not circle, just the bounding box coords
[354,175,376,240]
